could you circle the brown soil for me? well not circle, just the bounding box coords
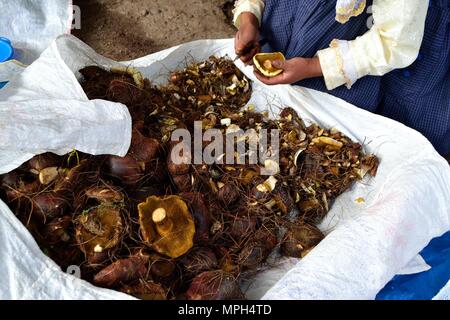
[72,0,236,61]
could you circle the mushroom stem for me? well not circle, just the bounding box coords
[263,60,274,71]
[152,208,173,236]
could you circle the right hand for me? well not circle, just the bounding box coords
[234,12,260,64]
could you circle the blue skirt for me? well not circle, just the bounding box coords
[260,0,450,155]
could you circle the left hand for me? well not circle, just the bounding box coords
[254,57,323,85]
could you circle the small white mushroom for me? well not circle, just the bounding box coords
[39,167,59,185]
[312,137,343,150]
[256,176,278,193]
[264,159,280,175]
[220,118,232,127]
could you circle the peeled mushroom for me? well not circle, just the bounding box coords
[253,52,286,77]
[138,195,195,258]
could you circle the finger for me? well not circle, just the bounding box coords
[240,55,253,64]
[255,68,288,85]
[271,59,286,69]
[240,46,259,65]
[241,44,260,64]
[253,70,281,85]
[235,33,247,54]
[238,42,254,57]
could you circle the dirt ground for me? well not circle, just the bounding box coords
[73,0,236,61]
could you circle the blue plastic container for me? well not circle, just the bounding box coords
[0,37,14,62]
[0,37,14,89]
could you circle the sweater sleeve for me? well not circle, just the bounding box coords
[317,0,428,90]
[232,0,265,28]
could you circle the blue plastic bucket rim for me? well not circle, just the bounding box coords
[0,37,11,44]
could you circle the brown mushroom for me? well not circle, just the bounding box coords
[138,195,195,258]
[106,155,144,187]
[75,204,123,263]
[31,192,68,222]
[237,227,278,269]
[28,153,59,173]
[93,253,149,288]
[85,185,124,204]
[54,159,91,193]
[43,216,72,244]
[148,253,176,279]
[121,281,167,300]
[280,222,324,258]
[179,192,211,242]
[186,270,244,300]
[180,247,218,278]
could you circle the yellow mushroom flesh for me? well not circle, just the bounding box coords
[138,195,195,258]
[253,52,286,77]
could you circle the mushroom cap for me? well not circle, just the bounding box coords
[186,270,244,300]
[121,281,167,300]
[85,186,124,204]
[75,205,123,256]
[253,52,285,77]
[138,195,195,258]
[280,222,324,258]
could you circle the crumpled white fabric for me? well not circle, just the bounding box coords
[0,33,133,173]
[0,0,72,65]
[396,254,430,276]
[434,280,450,300]
[0,99,132,174]
[0,60,26,83]
[0,35,449,300]
[0,0,72,84]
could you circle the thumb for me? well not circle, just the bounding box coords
[235,33,244,53]
[271,60,286,69]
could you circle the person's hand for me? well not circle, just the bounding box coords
[254,57,323,85]
[235,12,260,64]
